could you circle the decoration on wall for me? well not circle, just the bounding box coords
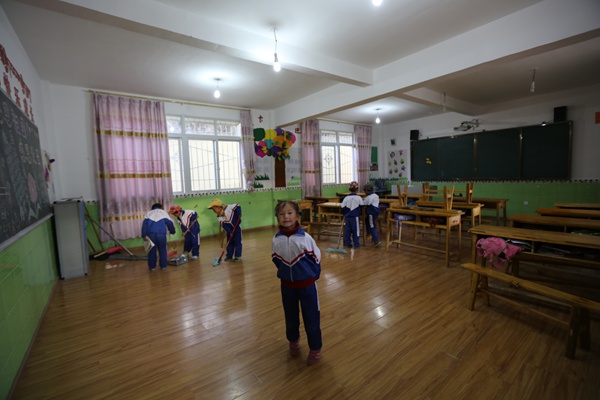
[253,127,297,161]
[258,115,263,123]
[44,151,55,188]
[253,173,270,189]
[387,149,407,179]
[0,45,34,122]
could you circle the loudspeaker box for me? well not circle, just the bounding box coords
[410,130,420,141]
[554,106,567,122]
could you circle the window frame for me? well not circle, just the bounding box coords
[167,115,242,194]
[320,129,355,184]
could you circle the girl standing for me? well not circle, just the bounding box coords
[271,201,323,365]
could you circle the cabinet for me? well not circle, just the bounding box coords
[54,198,89,279]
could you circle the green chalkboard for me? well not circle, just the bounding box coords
[411,139,438,180]
[438,134,475,180]
[409,121,571,181]
[522,123,571,179]
[0,89,52,250]
[476,128,521,179]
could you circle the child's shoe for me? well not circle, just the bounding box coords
[307,349,320,365]
[374,241,381,247]
[191,255,198,260]
[233,257,241,262]
[289,340,300,357]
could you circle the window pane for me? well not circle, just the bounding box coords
[339,145,354,183]
[166,116,181,134]
[218,141,242,189]
[216,121,241,137]
[186,118,215,135]
[321,130,337,143]
[168,138,183,193]
[189,139,216,191]
[322,145,336,184]
[339,132,353,144]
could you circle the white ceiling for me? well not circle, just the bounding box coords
[2,0,600,126]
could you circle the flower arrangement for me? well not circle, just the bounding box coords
[254,127,296,161]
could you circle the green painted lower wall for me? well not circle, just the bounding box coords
[1,182,598,397]
[0,219,58,399]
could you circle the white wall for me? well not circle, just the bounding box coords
[378,84,600,180]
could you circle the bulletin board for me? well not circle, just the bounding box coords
[0,89,51,250]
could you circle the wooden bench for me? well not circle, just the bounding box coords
[462,262,600,359]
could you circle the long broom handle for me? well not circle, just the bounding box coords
[89,218,135,256]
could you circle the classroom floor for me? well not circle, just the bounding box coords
[10,226,600,400]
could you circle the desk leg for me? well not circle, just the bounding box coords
[445,222,450,268]
[502,202,507,226]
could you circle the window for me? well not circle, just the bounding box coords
[167,116,242,194]
[321,129,354,184]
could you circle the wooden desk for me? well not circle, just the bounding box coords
[416,200,482,228]
[554,203,600,210]
[536,208,600,219]
[386,206,463,267]
[509,214,600,233]
[304,196,340,217]
[469,225,600,274]
[314,202,366,246]
[454,197,509,226]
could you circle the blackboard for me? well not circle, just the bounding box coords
[476,128,521,179]
[522,124,571,179]
[0,88,52,250]
[410,121,571,181]
[438,134,475,180]
[411,139,438,180]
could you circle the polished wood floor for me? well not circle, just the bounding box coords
[10,227,600,399]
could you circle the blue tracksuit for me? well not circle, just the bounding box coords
[341,192,364,248]
[141,208,176,269]
[176,209,200,257]
[217,204,242,259]
[272,224,322,351]
[363,192,380,243]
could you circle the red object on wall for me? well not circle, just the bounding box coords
[595,111,600,124]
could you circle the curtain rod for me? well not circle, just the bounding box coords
[88,90,250,112]
[317,117,372,128]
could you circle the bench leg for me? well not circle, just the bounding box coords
[467,272,479,310]
[579,309,591,351]
[565,307,582,359]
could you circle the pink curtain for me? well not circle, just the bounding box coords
[354,124,372,188]
[93,93,172,240]
[240,110,256,191]
[300,119,322,197]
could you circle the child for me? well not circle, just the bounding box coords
[341,181,364,248]
[363,183,381,247]
[207,198,242,261]
[272,201,322,366]
[141,203,176,271]
[168,205,201,260]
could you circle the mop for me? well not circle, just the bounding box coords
[88,217,148,260]
[326,216,348,254]
[212,217,241,266]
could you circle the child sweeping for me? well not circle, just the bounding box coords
[169,205,201,260]
[363,183,381,247]
[141,203,176,270]
[208,198,243,261]
[272,201,323,366]
[341,181,364,248]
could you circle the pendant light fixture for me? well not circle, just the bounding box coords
[214,78,221,99]
[375,108,381,124]
[530,68,537,93]
[372,0,383,6]
[273,28,281,72]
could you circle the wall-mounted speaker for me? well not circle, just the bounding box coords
[410,130,420,141]
[554,106,567,122]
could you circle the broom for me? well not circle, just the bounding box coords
[326,216,348,254]
[212,217,241,266]
[167,220,197,258]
